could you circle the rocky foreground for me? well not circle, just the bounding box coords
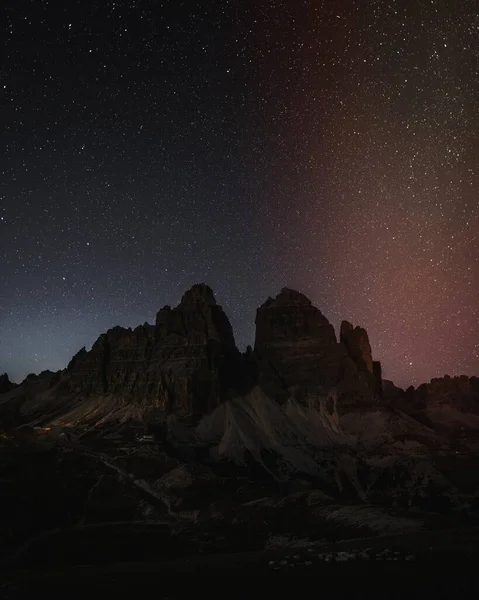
[3,529,479,599]
[1,284,478,581]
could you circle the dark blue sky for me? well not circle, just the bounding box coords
[1,0,478,388]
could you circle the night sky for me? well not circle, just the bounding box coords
[1,0,478,388]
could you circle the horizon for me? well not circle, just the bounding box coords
[2,282,477,390]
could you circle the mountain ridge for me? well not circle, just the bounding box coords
[1,284,479,571]
[1,284,476,425]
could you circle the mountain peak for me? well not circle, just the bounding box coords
[180,283,217,307]
[0,373,17,394]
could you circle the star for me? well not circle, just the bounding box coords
[0,0,477,388]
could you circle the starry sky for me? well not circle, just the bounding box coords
[1,0,478,388]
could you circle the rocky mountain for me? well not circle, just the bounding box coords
[68,283,240,416]
[415,376,479,413]
[1,283,479,574]
[0,286,383,427]
[383,376,479,431]
[0,373,17,395]
[2,283,478,443]
[0,284,243,426]
[253,288,381,410]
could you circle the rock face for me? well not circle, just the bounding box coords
[382,379,409,405]
[60,284,241,420]
[254,288,379,408]
[4,283,477,432]
[383,376,479,420]
[254,288,337,349]
[373,361,383,399]
[2,286,383,426]
[67,284,239,416]
[0,373,17,395]
[340,320,383,396]
[66,325,156,397]
[4,286,479,571]
[416,376,479,413]
[0,371,60,428]
[340,321,373,375]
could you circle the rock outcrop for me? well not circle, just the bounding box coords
[340,321,373,376]
[253,288,380,408]
[4,286,479,568]
[5,284,477,433]
[62,284,241,419]
[0,284,241,425]
[0,371,60,428]
[0,373,17,395]
[383,376,479,424]
[340,321,383,396]
[416,376,479,414]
